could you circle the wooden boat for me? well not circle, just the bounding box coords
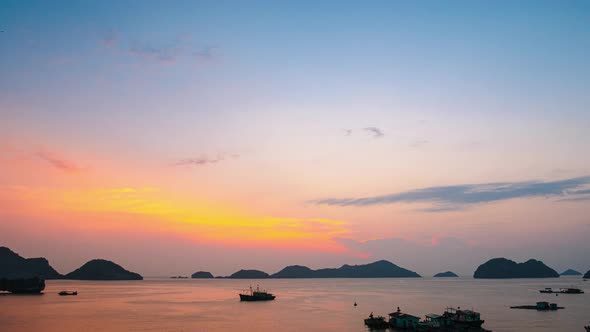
[510,302,563,310]
[239,285,275,301]
[539,287,583,294]
[58,291,77,296]
[441,307,485,328]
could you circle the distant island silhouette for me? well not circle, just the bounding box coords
[474,258,559,279]
[0,247,61,279]
[560,269,582,276]
[270,260,421,278]
[229,269,270,279]
[65,259,143,280]
[433,271,458,277]
[0,246,142,281]
[191,271,214,279]
[6,246,586,281]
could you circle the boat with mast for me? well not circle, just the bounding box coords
[239,285,275,301]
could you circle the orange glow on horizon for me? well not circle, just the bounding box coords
[0,184,352,252]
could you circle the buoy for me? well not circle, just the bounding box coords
[354,302,357,307]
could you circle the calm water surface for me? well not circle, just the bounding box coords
[1,277,588,331]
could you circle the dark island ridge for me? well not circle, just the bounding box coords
[560,269,582,276]
[474,258,559,279]
[0,246,143,281]
[433,271,459,277]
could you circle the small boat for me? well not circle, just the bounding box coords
[510,301,563,310]
[560,287,584,294]
[539,287,584,294]
[441,307,485,328]
[58,291,77,296]
[239,285,275,301]
[364,313,389,329]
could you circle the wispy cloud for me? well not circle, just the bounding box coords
[363,127,384,138]
[129,44,178,64]
[313,176,590,211]
[101,30,216,65]
[36,150,83,173]
[193,46,219,62]
[410,139,429,148]
[173,153,239,167]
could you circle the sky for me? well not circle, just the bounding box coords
[1,1,590,277]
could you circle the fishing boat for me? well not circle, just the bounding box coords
[239,285,275,301]
[441,307,485,328]
[364,313,389,329]
[58,291,77,296]
[510,301,563,310]
[389,307,420,329]
[539,287,584,294]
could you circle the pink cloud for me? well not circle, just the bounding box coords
[36,150,83,174]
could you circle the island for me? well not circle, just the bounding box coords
[65,259,143,280]
[191,271,214,279]
[584,270,590,279]
[433,271,458,277]
[271,260,421,278]
[473,258,559,279]
[228,269,269,279]
[560,269,582,276]
[0,246,62,279]
[271,265,314,278]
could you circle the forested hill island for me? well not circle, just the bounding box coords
[194,260,421,279]
[0,247,142,280]
[3,246,589,280]
[473,258,559,279]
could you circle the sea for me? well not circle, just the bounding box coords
[0,277,588,331]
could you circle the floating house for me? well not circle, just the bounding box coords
[536,301,558,310]
[389,307,420,329]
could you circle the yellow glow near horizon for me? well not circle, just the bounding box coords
[1,185,351,250]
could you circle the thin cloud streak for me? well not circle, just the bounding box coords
[363,127,384,138]
[36,150,83,173]
[173,153,239,167]
[313,176,590,211]
[410,139,429,148]
[101,30,216,65]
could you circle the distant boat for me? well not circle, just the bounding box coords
[539,287,584,294]
[239,285,275,301]
[510,301,563,310]
[441,307,485,328]
[58,291,77,296]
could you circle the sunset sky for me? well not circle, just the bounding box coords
[1,1,590,276]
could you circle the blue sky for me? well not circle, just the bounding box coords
[1,1,590,275]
